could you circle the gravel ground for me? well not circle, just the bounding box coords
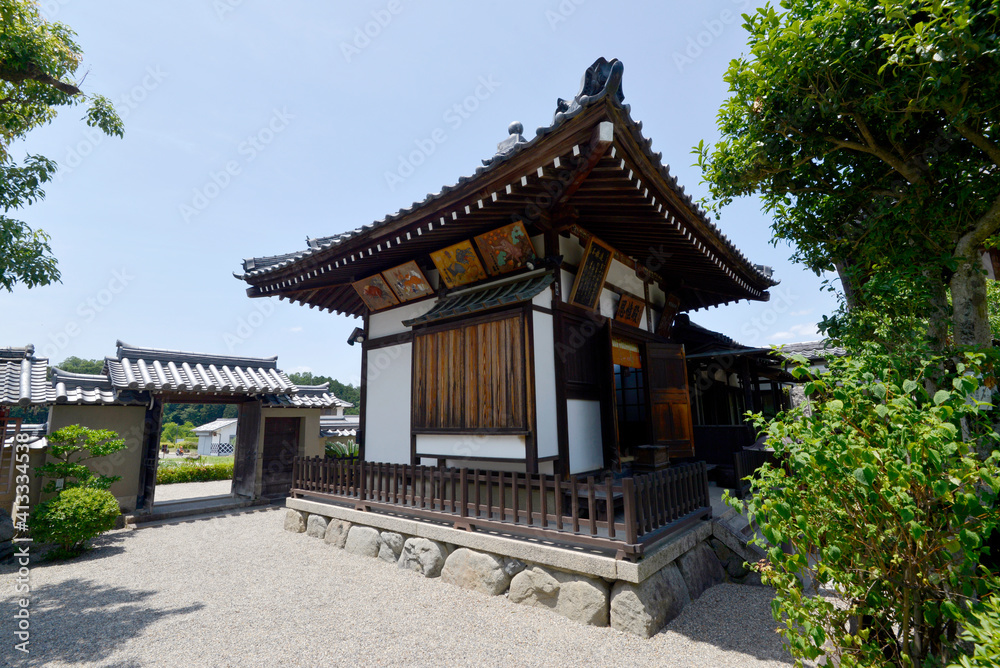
[153,480,233,502]
[1,508,797,668]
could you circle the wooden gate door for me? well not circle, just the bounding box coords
[260,416,300,498]
[646,342,695,459]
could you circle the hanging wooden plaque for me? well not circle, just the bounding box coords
[352,274,400,311]
[567,237,614,310]
[615,293,645,328]
[383,261,433,302]
[474,220,537,276]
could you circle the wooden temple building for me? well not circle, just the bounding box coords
[236,58,778,479]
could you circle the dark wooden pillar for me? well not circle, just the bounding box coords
[136,396,164,511]
[232,400,262,498]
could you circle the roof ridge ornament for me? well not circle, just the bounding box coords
[554,57,625,123]
[484,121,529,166]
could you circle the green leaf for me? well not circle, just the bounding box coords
[902,379,918,394]
[933,389,950,405]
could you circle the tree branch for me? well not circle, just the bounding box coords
[953,121,1000,167]
[824,134,924,184]
[955,190,1000,259]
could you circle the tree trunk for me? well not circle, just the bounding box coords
[927,280,951,352]
[835,260,861,310]
[950,256,991,348]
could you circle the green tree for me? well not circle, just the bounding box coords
[55,356,104,375]
[739,353,999,666]
[34,424,127,494]
[696,0,1000,350]
[0,1,123,290]
[988,281,999,341]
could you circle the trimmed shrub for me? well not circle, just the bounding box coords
[30,486,121,556]
[156,462,233,485]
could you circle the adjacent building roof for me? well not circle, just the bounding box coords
[777,340,847,362]
[104,340,295,395]
[193,418,238,435]
[236,58,778,317]
[0,345,50,406]
[320,414,360,438]
[51,368,150,406]
[2,341,352,410]
[260,383,352,409]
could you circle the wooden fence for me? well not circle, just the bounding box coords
[291,457,712,560]
[733,448,777,499]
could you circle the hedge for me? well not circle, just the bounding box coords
[156,462,234,485]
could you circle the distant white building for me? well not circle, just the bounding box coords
[193,418,238,455]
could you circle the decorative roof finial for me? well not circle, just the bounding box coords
[484,120,528,166]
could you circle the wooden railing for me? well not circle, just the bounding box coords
[291,457,712,560]
[733,448,777,499]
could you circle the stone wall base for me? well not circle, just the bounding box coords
[283,500,766,638]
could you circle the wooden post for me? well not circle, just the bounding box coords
[459,468,468,518]
[232,400,261,499]
[622,477,638,545]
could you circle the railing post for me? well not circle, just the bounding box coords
[701,461,711,517]
[622,477,638,545]
[291,457,299,497]
[459,468,468,518]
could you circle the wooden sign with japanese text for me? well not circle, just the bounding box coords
[567,237,613,310]
[615,293,645,328]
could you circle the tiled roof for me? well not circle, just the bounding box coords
[237,58,777,302]
[320,414,360,438]
[777,340,847,361]
[260,383,351,409]
[104,340,294,395]
[401,273,555,327]
[193,418,238,434]
[51,368,150,406]
[0,346,50,406]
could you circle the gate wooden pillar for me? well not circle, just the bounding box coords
[232,400,262,498]
[136,397,164,511]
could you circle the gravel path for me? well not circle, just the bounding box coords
[1,508,797,667]
[153,480,233,502]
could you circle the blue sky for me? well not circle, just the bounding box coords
[3,0,837,385]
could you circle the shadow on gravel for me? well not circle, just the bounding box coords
[655,584,795,665]
[12,578,203,667]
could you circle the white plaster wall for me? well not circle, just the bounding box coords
[559,234,585,265]
[533,312,558,459]
[416,434,525,460]
[369,301,436,338]
[606,259,644,297]
[567,399,604,474]
[648,283,666,310]
[599,287,617,319]
[529,234,545,257]
[445,458,527,472]
[364,342,412,464]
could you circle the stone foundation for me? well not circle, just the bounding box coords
[283,499,765,637]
